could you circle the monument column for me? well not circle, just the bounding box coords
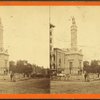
[0,18,3,49]
[0,18,9,75]
[71,17,77,50]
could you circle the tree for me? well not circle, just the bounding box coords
[91,60,98,66]
[83,61,90,72]
[16,60,33,77]
[16,60,25,73]
[24,63,33,77]
[9,61,16,72]
[83,60,100,74]
[90,60,98,73]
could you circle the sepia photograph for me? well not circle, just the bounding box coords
[50,6,100,94]
[1,3,100,97]
[0,1,100,99]
[0,6,50,94]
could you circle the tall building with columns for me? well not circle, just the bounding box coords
[0,18,9,74]
[53,17,83,74]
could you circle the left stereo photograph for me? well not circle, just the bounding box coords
[0,6,50,94]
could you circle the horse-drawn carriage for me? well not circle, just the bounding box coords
[51,72,71,81]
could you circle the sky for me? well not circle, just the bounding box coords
[0,6,49,68]
[1,6,100,68]
[51,6,100,61]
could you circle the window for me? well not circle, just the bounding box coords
[53,64,55,69]
[50,46,52,51]
[50,31,52,36]
[50,38,52,43]
[69,62,73,69]
[59,58,61,67]
[53,55,55,61]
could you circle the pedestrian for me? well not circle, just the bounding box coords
[84,72,88,82]
[10,71,14,81]
[98,73,99,78]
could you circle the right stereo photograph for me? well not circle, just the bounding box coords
[50,6,100,94]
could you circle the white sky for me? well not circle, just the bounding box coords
[1,6,100,67]
[51,6,100,61]
[0,6,49,68]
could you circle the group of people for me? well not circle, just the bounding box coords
[51,70,91,82]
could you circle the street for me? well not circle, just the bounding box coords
[0,77,50,94]
[51,79,100,94]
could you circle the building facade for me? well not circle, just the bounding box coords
[0,18,9,74]
[52,17,83,75]
[54,48,83,74]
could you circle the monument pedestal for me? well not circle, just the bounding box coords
[0,48,9,75]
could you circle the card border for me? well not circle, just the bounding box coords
[0,1,100,99]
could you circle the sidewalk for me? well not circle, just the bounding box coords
[0,75,10,82]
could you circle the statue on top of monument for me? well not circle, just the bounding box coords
[72,16,76,24]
